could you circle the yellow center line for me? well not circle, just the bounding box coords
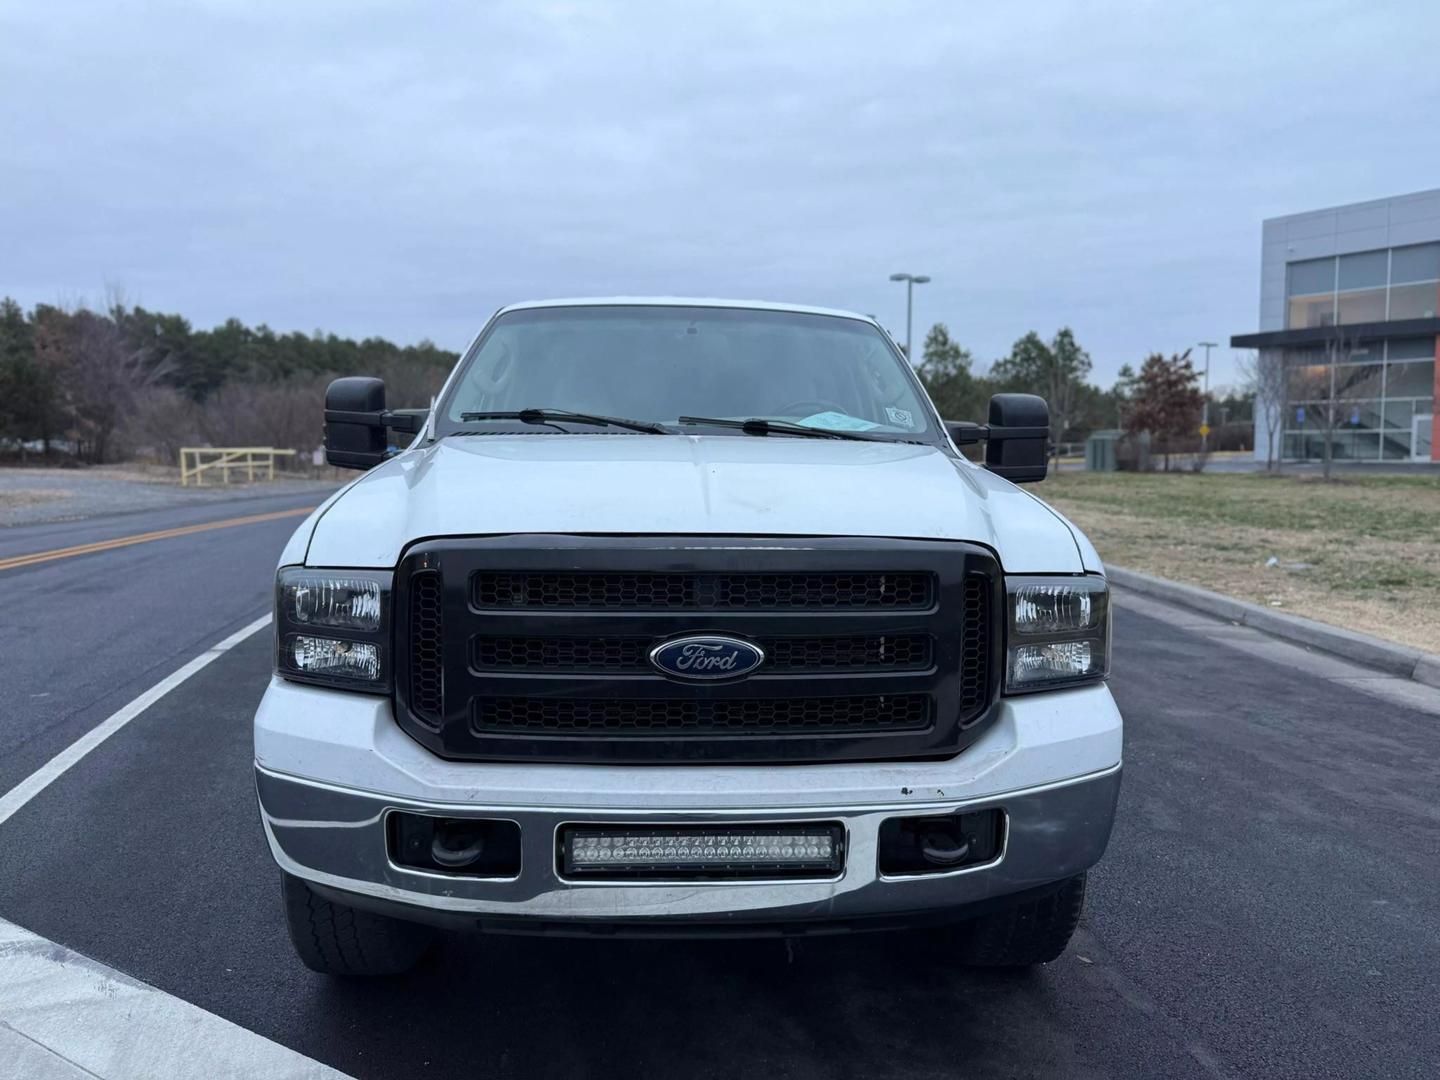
[0,506,317,573]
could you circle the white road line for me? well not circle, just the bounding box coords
[0,918,350,1080]
[0,613,352,1079]
[0,615,271,829]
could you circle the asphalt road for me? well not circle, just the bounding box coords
[2,494,1438,1079]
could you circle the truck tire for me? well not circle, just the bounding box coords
[946,873,1086,968]
[282,872,435,976]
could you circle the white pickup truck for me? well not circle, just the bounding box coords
[255,298,1122,975]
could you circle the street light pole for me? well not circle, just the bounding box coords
[1198,341,1218,454]
[889,272,931,359]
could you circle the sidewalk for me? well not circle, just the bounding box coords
[0,918,346,1080]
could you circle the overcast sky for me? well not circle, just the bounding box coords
[3,0,1439,390]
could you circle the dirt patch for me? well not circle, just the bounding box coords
[1042,471,1440,654]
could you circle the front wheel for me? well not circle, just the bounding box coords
[943,873,1087,968]
[281,872,436,976]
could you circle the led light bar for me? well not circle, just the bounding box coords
[561,824,844,879]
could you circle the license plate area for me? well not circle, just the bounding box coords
[558,823,845,881]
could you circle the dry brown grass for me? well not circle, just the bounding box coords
[1041,470,1440,654]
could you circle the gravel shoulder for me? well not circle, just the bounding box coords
[0,466,340,527]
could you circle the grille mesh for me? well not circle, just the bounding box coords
[472,695,933,736]
[408,571,443,723]
[472,634,933,673]
[959,575,989,719]
[472,571,933,611]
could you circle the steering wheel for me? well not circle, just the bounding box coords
[775,399,848,418]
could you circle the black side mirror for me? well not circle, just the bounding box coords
[323,377,429,470]
[985,393,1049,483]
[324,377,388,470]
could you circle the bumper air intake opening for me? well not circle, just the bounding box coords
[877,808,1004,876]
[389,812,521,877]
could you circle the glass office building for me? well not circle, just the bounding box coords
[1233,190,1440,463]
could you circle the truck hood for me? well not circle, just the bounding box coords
[301,434,1086,572]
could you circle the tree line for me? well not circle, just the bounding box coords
[912,322,1248,468]
[0,296,1246,472]
[0,296,457,464]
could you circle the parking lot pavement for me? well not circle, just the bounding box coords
[2,505,1439,1079]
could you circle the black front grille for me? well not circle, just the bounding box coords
[473,570,933,611]
[408,570,443,724]
[959,575,989,719]
[395,536,1000,765]
[472,633,933,674]
[473,695,933,736]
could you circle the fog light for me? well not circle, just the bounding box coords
[561,825,843,879]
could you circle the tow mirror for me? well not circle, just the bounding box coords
[944,392,1049,484]
[323,376,427,471]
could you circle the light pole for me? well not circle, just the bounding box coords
[889,272,930,359]
[1198,341,1218,453]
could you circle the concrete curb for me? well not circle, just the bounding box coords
[1107,565,1440,691]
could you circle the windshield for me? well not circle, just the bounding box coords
[438,305,938,441]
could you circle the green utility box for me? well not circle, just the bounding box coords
[1085,430,1124,472]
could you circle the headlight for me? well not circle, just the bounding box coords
[275,568,392,692]
[1004,576,1109,693]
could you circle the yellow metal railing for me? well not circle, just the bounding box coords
[179,447,298,487]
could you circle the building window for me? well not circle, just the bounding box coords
[1288,257,1336,296]
[1278,339,1437,461]
[1285,244,1440,328]
[1337,251,1387,290]
[1288,296,1335,328]
[1336,289,1387,324]
[1388,282,1439,320]
[1390,243,1440,284]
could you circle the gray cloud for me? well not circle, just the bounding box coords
[3,0,1438,389]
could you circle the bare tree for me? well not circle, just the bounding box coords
[122,387,204,464]
[199,377,327,457]
[1289,328,1375,481]
[1237,348,1287,473]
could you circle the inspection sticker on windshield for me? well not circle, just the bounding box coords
[885,406,915,428]
[799,411,881,431]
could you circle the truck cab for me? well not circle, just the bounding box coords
[255,298,1121,974]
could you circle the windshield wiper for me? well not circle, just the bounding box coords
[677,416,893,442]
[458,409,668,434]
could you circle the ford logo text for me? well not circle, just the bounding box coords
[649,636,766,681]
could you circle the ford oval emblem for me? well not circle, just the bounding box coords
[649,635,765,681]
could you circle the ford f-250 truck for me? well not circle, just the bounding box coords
[255,298,1122,975]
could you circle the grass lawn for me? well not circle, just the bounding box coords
[1040,469,1440,654]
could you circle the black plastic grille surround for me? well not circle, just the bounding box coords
[473,694,933,736]
[395,536,1000,766]
[472,633,933,674]
[473,570,933,611]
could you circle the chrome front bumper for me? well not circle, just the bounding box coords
[254,678,1123,928]
[258,763,1120,927]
